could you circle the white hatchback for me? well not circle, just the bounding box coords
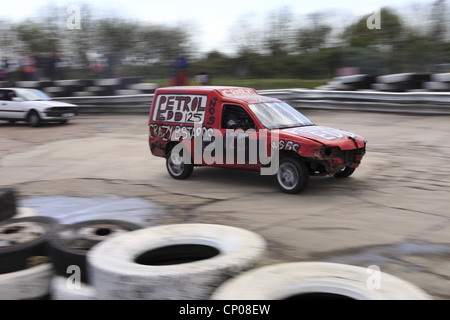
[0,88,78,127]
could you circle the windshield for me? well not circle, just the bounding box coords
[16,89,52,101]
[248,101,314,129]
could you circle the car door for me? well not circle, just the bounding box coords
[219,104,260,167]
[0,90,26,120]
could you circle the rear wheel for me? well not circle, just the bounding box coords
[276,157,309,194]
[166,144,194,180]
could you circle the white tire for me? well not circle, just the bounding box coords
[88,223,266,300]
[50,276,97,300]
[0,263,53,300]
[211,262,432,300]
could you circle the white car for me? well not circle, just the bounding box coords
[0,88,78,127]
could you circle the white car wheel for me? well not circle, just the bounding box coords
[50,276,97,300]
[211,262,432,300]
[87,223,266,300]
[0,263,53,300]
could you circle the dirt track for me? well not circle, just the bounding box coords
[1,110,449,299]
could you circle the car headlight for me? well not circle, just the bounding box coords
[320,146,339,158]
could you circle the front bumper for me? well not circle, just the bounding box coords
[44,107,78,119]
[310,145,366,175]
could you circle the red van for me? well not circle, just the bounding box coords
[148,86,366,193]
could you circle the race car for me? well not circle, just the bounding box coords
[148,86,367,193]
[0,88,78,127]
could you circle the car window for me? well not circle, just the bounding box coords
[222,105,255,130]
[0,90,9,101]
[15,89,52,101]
[248,101,314,129]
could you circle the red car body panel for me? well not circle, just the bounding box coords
[148,86,366,175]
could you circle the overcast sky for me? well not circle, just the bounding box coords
[0,0,438,53]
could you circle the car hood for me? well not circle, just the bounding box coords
[279,125,366,148]
[23,100,77,108]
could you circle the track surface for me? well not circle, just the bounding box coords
[1,110,449,299]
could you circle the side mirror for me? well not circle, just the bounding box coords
[12,97,23,102]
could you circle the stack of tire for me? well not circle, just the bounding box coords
[0,187,434,300]
[371,73,431,92]
[0,188,57,300]
[423,73,450,91]
[332,74,376,91]
[0,188,144,300]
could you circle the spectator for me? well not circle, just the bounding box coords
[0,58,11,83]
[19,54,37,81]
[168,56,190,86]
[194,71,211,85]
[92,59,107,78]
[54,53,65,80]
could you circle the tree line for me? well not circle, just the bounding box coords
[0,1,449,81]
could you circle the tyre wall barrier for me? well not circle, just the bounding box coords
[1,77,156,98]
[53,89,450,115]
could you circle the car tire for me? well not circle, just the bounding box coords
[0,263,53,300]
[166,145,194,180]
[0,188,17,222]
[334,166,355,178]
[211,262,432,300]
[47,219,142,284]
[50,276,97,300]
[276,157,309,194]
[87,223,266,300]
[0,216,58,274]
[27,110,41,127]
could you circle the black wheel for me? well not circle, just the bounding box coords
[46,219,142,283]
[27,110,41,127]
[166,144,194,180]
[276,157,309,194]
[334,166,356,178]
[0,216,58,274]
[0,188,17,222]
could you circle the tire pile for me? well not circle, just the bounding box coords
[0,188,432,300]
[317,72,450,92]
[1,77,157,97]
